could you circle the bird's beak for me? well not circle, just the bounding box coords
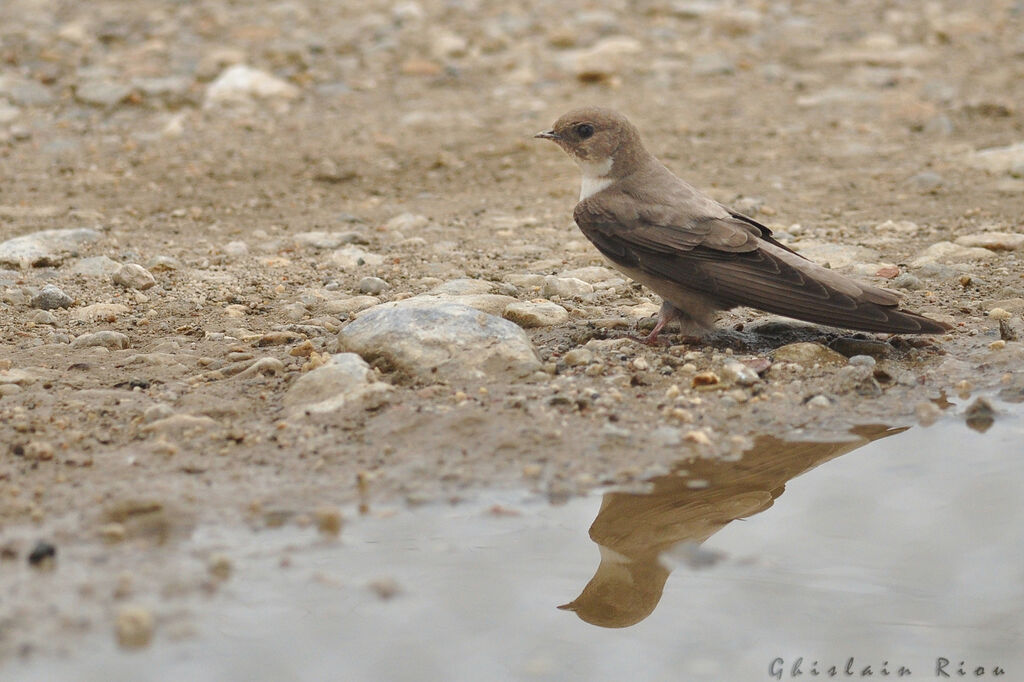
[534,130,560,141]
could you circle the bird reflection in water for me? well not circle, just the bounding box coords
[559,425,906,628]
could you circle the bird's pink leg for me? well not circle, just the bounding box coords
[641,301,683,345]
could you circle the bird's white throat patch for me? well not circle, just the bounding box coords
[576,157,614,200]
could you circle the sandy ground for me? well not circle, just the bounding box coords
[1,0,1024,664]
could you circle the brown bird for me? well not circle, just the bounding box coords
[535,107,949,343]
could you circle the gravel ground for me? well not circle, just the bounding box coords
[1,0,1024,662]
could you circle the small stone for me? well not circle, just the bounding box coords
[27,541,56,568]
[684,429,713,445]
[116,605,154,649]
[719,361,758,386]
[692,371,720,388]
[908,172,944,191]
[503,300,569,328]
[208,554,232,581]
[915,401,942,426]
[322,296,379,315]
[73,303,130,322]
[31,310,58,325]
[313,158,357,183]
[71,256,121,277]
[339,303,541,382]
[205,64,300,105]
[357,276,389,295]
[223,241,249,258]
[72,331,130,350]
[385,213,429,232]
[284,353,392,414]
[806,395,832,408]
[692,52,736,76]
[954,232,1024,251]
[24,441,55,461]
[99,523,127,544]
[848,355,877,367]
[541,276,593,299]
[989,308,1012,321]
[892,273,923,290]
[257,331,303,346]
[911,241,994,267]
[965,142,1024,175]
[75,80,132,107]
[431,279,493,295]
[774,342,847,367]
[113,264,156,290]
[650,426,683,447]
[830,337,892,359]
[0,228,103,268]
[30,284,73,310]
[563,348,594,367]
[329,246,384,270]
[964,397,996,433]
[314,506,344,537]
[565,36,643,82]
[368,577,400,600]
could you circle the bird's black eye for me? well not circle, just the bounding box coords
[576,123,594,139]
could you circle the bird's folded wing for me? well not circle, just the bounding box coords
[573,197,941,332]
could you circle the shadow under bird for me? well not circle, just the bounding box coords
[535,107,949,343]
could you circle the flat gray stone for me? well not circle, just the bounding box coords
[503,300,569,328]
[340,302,541,382]
[30,284,73,310]
[0,228,103,268]
[72,330,130,350]
[284,353,393,415]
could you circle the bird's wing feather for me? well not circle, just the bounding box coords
[574,194,945,333]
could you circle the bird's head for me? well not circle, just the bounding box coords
[535,107,645,177]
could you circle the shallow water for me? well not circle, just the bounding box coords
[12,397,1024,681]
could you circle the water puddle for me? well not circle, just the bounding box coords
[10,397,1024,681]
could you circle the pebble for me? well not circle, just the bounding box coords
[113,263,156,290]
[314,506,344,537]
[910,241,994,267]
[649,426,683,447]
[830,337,892,359]
[75,80,132,107]
[31,310,58,325]
[27,541,56,568]
[964,397,996,433]
[0,75,55,106]
[73,303,130,322]
[848,354,877,367]
[339,303,541,382]
[358,294,516,318]
[329,246,384,270]
[965,141,1024,175]
[284,353,393,415]
[222,241,250,258]
[357,276,389,295]
[806,395,832,409]
[541,275,593,299]
[773,342,847,367]
[562,348,594,367]
[793,241,879,269]
[208,554,233,581]
[30,284,73,310]
[719,361,759,386]
[915,401,942,426]
[205,64,300,105]
[323,296,379,315]
[71,256,121,276]
[908,172,945,191]
[692,371,720,388]
[385,213,429,232]
[502,300,569,328]
[116,605,155,649]
[431,279,494,295]
[564,36,643,82]
[257,331,303,346]
[891,273,923,290]
[0,228,103,268]
[293,231,365,249]
[954,233,1024,251]
[72,331,130,350]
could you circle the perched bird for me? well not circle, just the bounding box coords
[535,107,949,343]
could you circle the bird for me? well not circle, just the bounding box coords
[534,106,950,344]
